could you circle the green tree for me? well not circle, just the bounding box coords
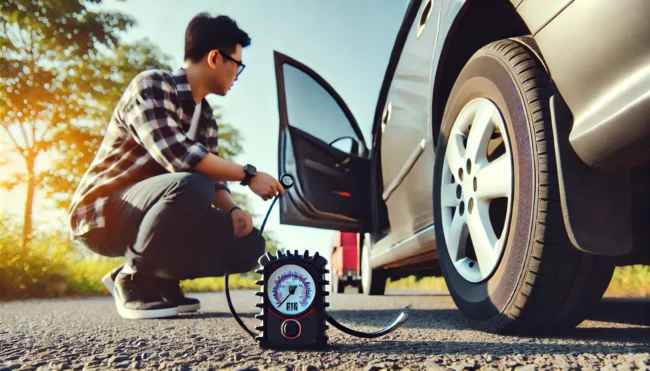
[0,0,135,248]
[1,0,284,257]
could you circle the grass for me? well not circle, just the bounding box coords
[386,275,448,292]
[0,216,260,300]
[603,265,650,297]
[0,215,647,299]
[385,265,650,298]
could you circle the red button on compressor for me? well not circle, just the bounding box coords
[281,319,302,340]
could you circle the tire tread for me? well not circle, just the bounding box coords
[469,40,614,334]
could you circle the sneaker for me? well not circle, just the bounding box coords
[113,272,178,319]
[103,265,201,313]
[102,265,123,295]
[158,278,201,313]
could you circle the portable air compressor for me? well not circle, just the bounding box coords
[225,174,410,350]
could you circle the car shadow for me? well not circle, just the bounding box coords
[375,292,650,327]
[322,297,650,350]
[590,297,650,327]
[324,304,650,356]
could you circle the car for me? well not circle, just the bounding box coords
[329,232,362,294]
[273,0,650,335]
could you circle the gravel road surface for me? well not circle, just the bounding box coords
[1,290,648,371]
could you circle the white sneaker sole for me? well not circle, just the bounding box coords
[102,272,115,296]
[106,271,200,314]
[178,303,201,312]
[113,288,179,320]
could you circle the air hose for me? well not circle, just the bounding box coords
[224,174,410,340]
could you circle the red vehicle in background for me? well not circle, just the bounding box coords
[329,231,361,294]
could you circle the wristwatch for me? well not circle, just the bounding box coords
[240,164,257,186]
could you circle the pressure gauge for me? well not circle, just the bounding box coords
[267,264,315,317]
[254,250,329,350]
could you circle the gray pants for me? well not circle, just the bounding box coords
[77,172,265,280]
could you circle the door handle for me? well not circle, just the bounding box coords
[334,157,351,171]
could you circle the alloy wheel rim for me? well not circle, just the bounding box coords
[440,98,514,283]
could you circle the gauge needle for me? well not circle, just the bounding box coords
[279,285,298,306]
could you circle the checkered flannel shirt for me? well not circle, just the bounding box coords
[67,68,229,238]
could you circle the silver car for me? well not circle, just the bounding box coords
[274,0,650,334]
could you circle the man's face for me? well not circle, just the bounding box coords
[208,44,243,96]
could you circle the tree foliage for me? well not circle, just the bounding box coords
[1,0,282,256]
[0,0,137,247]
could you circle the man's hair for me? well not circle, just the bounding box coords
[184,13,251,62]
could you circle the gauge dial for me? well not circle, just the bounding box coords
[267,264,315,316]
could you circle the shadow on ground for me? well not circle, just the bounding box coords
[188,296,649,352]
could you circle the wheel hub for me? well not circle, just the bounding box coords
[440,98,514,283]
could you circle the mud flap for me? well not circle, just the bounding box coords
[550,89,633,255]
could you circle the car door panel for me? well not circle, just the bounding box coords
[380,0,441,244]
[275,51,371,232]
[290,126,371,222]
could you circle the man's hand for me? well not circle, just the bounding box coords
[231,208,253,238]
[249,171,285,200]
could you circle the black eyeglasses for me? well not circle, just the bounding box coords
[219,50,245,76]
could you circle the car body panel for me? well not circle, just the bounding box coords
[380,0,442,244]
[369,0,467,267]
[275,0,650,271]
[516,0,573,35]
[533,0,650,170]
[510,0,524,8]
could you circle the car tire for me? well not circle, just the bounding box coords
[432,39,614,335]
[361,239,386,296]
[330,269,345,294]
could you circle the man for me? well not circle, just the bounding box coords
[68,13,285,320]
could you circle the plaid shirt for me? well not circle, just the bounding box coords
[67,68,229,238]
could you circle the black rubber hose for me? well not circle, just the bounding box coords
[224,270,257,339]
[224,191,282,340]
[326,306,410,339]
[224,174,411,341]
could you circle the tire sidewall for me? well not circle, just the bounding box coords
[330,266,339,294]
[361,243,371,294]
[433,50,538,322]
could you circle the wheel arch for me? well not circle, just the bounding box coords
[431,0,530,146]
[430,0,635,257]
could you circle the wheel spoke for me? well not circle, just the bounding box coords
[441,183,459,207]
[446,131,465,174]
[465,105,493,165]
[467,206,498,277]
[446,212,468,262]
[475,154,512,201]
[441,98,512,283]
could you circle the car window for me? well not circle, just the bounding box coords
[283,64,361,154]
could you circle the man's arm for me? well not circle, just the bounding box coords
[194,153,285,200]
[213,188,237,212]
[124,72,283,199]
[194,152,247,182]
[214,188,254,237]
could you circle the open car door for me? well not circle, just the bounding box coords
[274,51,371,232]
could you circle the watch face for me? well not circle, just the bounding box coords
[246,164,257,175]
[267,264,315,316]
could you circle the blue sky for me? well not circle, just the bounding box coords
[1,0,408,256]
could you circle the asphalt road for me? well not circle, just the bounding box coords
[1,289,649,371]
